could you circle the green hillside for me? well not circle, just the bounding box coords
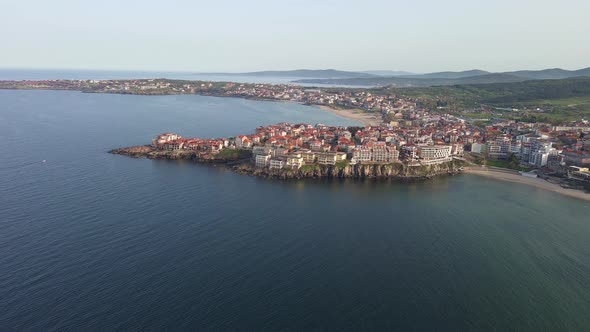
[386,77,590,123]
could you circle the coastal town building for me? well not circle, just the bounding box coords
[286,154,305,169]
[417,145,453,165]
[568,166,590,182]
[563,151,590,166]
[487,136,512,159]
[351,146,399,163]
[235,135,252,149]
[142,102,587,179]
[301,151,317,164]
[269,158,286,169]
[316,152,347,165]
[152,133,181,147]
[255,154,271,168]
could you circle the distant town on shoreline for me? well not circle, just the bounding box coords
[2,75,590,190]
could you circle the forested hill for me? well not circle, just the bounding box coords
[390,76,590,103]
[294,67,590,87]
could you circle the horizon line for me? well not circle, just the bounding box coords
[1,65,589,75]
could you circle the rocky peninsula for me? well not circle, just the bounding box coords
[109,145,466,181]
[107,121,474,181]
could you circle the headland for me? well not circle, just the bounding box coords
[109,122,467,181]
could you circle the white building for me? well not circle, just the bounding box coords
[352,147,372,162]
[530,141,557,167]
[487,137,511,159]
[371,146,399,163]
[252,146,273,156]
[316,152,346,165]
[255,154,271,168]
[471,142,486,153]
[286,154,305,169]
[269,158,286,169]
[152,133,181,147]
[418,145,452,165]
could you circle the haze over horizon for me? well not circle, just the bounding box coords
[1,0,589,73]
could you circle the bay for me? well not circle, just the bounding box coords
[1,90,590,330]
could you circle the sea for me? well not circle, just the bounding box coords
[0,68,372,88]
[1,71,590,330]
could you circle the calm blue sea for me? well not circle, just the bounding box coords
[1,89,590,330]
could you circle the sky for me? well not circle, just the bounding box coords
[1,0,589,73]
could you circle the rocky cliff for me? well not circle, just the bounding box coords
[109,146,248,163]
[110,146,465,180]
[234,161,465,180]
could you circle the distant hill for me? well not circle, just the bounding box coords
[293,67,590,87]
[194,67,590,87]
[506,67,590,80]
[395,76,590,102]
[398,69,490,79]
[361,70,416,76]
[196,69,377,79]
[293,73,527,87]
[462,76,590,104]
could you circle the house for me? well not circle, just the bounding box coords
[269,158,286,169]
[286,154,305,169]
[568,166,590,182]
[352,147,372,162]
[255,154,271,168]
[252,146,273,156]
[401,145,418,161]
[300,151,316,163]
[417,145,452,165]
[316,152,347,165]
[487,136,511,159]
[235,135,248,149]
[372,146,399,163]
[450,143,464,156]
[152,133,181,147]
[309,140,324,151]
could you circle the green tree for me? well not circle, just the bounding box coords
[507,153,520,170]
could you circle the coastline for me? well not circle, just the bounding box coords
[0,83,384,127]
[464,166,590,202]
[109,146,590,200]
[317,105,381,126]
[108,146,465,180]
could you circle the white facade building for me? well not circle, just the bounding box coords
[418,145,453,165]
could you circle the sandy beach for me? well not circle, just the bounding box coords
[317,105,382,126]
[464,166,590,202]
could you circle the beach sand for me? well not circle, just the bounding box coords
[464,166,590,202]
[317,105,382,126]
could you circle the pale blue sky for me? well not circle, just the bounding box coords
[1,0,589,72]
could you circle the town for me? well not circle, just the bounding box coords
[149,113,590,186]
[3,78,590,184]
[151,119,463,170]
[0,78,416,116]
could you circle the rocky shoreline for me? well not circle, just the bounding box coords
[233,162,464,180]
[109,146,466,180]
[108,145,247,163]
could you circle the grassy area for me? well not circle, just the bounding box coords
[335,160,349,169]
[217,148,252,160]
[485,159,531,171]
[508,96,590,122]
[300,164,321,172]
